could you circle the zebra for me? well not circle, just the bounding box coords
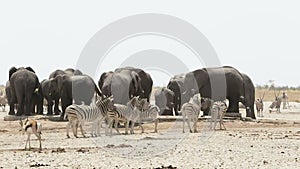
[255,92,265,117]
[133,98,159,133]
[210,101,227,130]
[269,90,282,113]
[106,96,140,135]
[181,94,201,133]
[64,96,114,138]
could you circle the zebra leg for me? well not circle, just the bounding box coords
[114,119,120,134]
[130,121,135,134]
[97,120,102,136]
[80,122,86,138]
[66,121,71,138]
[74,121,79,138]
[125,120,129,135]
[187,118,192,133]
[193,116,198,133]
[139,123,144,133]
[154,119,158,133]
[182,116,185,133]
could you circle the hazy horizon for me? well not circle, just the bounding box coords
[1,1,300,87]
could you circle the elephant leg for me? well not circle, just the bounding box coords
[8,103,15,115]
[24,94,33,116]
[227,98,239,113]
[174,103,179,116]
[61,98,72,120]
[47,99,54,115]
[16,97,24,116]
[54,98,60,115]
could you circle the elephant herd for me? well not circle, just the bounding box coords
[155,66,256,119]
[4,65,256,119]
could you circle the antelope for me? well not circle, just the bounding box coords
[19,118,42,150]
[255,91,265,117]
[269,90,282,113]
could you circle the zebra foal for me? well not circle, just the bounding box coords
[64,96,114,138]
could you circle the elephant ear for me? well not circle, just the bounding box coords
[25,67,35,73]
[9,66,17,80]
[55,75,65,91]
[130,71,141,93]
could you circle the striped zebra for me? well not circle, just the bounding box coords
[106,96,140,135]
[133,98,159,133]
[181,94,201,133]
[210,101,227,130]
[64,96,114,138]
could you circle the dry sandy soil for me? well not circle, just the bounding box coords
[0,103,299,169]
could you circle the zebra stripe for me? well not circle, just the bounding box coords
[65,97,113,138]
[106,96,139,135]
[210,101,227,130]
[181,94,201,133]
[136,104,159,133]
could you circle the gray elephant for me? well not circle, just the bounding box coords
[41,79,60,115]
[110,69,144,104]
[49,74,102,119]
[49,68,83,79]
[115,67,153,102]
[7,66,40,116]
[98,69,144,105]
[45,68,84,115]
[98,71,114,97]
[167,74,186,115]
[31,83,44,115]
[182,66,256,119]
[154,87,175,115]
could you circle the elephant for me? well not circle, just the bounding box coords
[167,74,186,116]
[49,74,102,119]
[154,87,175,115]
[5,81,15,114]
[45,68,84,115]
[182,66,256,119]
[31,84,44,115]
[41,79,60,115]
[49,68,83,79]
[7,66,40,116]
[110,69,144,104]
[115,67,153,102]
[98,71,114,97]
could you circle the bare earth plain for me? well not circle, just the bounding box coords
[0,101,299,169]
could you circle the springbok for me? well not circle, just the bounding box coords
[19,118,42,150]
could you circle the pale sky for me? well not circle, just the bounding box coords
[1,0,300,87]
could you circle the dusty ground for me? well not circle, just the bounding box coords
[0,103,300,169]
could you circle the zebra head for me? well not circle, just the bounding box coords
[137,98,150,112]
